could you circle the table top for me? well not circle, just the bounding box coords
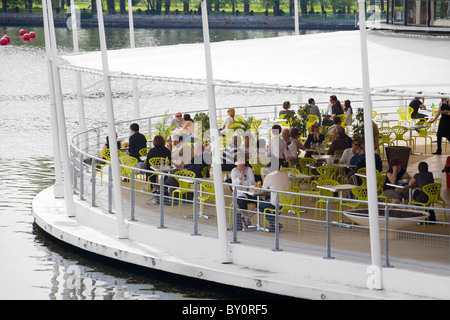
[150,165,176,172]
[312,154,332,160]
[386,182,410,189]
[288,173,313,180]
[305,148,328,154]
[317,184,357,192]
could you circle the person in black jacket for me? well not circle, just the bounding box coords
[128,123,147,168]
[146,135,171,191]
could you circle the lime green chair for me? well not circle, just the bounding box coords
[145,157,166,192]
[413,122,433,154]
[96,148,111,184]
[337,114,347,127]
[377,172,391,203]
[391,126,415,152]
[198,181,215,222]
[339,186,368,212]
[263,190,301,234]
[171,170,196,215]
[397,107,413,125]
[311,164,338,191]
[119,156,138,188]
[314,179,340,220]
[306,115,318,132]
[408,183,446,223]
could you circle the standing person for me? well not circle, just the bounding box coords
[308,98,322,127]
[279,101,295,116]
[231,159,257,229]
[128,123,147,168]
[383,158,412,204]
[408,162,436,222]
[429,97,450,155]
[258,165,290,233]
[170,112,185,131]
[409,94,428,120]
[343,100,353,126]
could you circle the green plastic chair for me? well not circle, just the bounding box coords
[314,179,341,220]
[171,170,196,215]
[408,183,446,223]
[263,190,301,234]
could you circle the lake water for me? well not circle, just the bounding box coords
[0,24,335,300]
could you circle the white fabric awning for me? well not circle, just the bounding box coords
[61,30,450,97]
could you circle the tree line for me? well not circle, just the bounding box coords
[2,0,366,16]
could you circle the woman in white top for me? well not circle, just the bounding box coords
[220,108,235,136]
[231,161,256,229]
[343,100,353,126]
[176,114,194,142]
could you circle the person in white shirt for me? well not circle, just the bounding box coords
[267,125,288,169]
[231,160,256,229]
[170,112,185,130]
[340,139,364,165]
[258,165,290,232]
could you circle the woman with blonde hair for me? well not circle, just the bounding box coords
[220,107,236,136]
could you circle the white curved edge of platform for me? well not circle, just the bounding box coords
[32,186,450,300]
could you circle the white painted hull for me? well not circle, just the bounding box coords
[33,186,450,300]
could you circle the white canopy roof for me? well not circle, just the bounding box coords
[61,30,450,97]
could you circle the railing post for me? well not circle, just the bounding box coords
[273,192,282,252]
[324,198,334,260]
[91,159,96,207]
[384,204,392,268]
[108,165,112,214]
[192,180,200,236]
[130,169,136,221]
[79,153,84,200]
[158,173,166,229]
[232,186,239,243]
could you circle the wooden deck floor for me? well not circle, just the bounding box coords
[118,138,450,273]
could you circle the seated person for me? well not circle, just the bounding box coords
[153,143,208,204]
[231,159,257,230]
[304,124,325,157]
[267,125,288,170]
[281,128,297,167]
[327,126,350,156]
[145,135,171,192]
[408,162,436,222]
[128,123,147,168]
[170,134,193,168]
[326,116,342,139]
[258,164,290,233]
[383,158,412,204]
[222,135,241,172]
[279,101,295,116]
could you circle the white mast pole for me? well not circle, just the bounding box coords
[294,0,299,35]
[42,0,64,199]
[70,3,87,153]
[96,0,128,238]
[200,0,230,263]
[128,0,140,120]
[358,0,382,289]
[46,0,76,216]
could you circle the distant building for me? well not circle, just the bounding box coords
[370,0,450,32]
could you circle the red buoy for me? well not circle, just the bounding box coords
[29,32,36,39]
[22,33,30,41]
[0,38,8,46]
[19,29,26,36]
[3,35,10,43]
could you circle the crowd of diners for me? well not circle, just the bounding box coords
[95,94,448,231]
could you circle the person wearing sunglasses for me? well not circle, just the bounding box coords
[170,112,185,130]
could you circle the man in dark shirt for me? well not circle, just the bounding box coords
[128,123,147,168]
[409,95,428,120]
[327,126,350,155]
